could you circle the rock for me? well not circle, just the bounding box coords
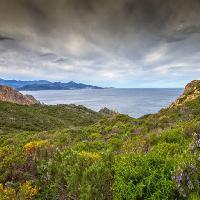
[0,85,40,105]
[169,80,200,108]
[99,107,119,115]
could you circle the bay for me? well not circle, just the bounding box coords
[22,88,183,118]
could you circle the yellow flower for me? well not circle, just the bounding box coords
[79,151,101,160]
[18,181,38,199]
[24,140,49,154]
[0,182,38,200]
[0,183,16,200]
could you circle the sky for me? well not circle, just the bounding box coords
[0,0,200,88]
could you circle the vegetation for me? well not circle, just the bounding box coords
[0,81,200,199]
[0,102,102,133]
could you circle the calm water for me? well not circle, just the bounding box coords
[22,88,183,118]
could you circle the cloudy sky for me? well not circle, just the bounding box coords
[0,0,200,87]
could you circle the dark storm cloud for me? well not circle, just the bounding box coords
[19,0,47,19]
[163,25,200,43]
[0,35,15,41]
[0,0,200,87]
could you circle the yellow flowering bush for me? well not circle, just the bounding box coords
[79,151,101,161]
[0,183,15,200]
[122,137,146,153]
[24,140,49,154]
[0,181,38,200]
[18,181,38,200]
[0,146,12,162]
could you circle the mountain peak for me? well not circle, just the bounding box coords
[68,81,76,84]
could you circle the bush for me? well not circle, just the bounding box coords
[113,151,176,200]
[0,181,38,200]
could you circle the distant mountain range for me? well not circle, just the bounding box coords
[0,78,103,91]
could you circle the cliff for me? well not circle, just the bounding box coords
[169,80,200,108]
[0,85,40,105]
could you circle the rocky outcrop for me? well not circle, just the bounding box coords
[0,85,40,105]
[169,80,200,108]
[99,107,119,116]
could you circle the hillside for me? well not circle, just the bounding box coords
[0,102,103,134]
[0,85,40,105]
[170,80,200,108]
[0,85,104,134]
[0,80,200,200]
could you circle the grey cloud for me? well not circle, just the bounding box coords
[0,0,200,87]
[40,53,57,57]
[0,35,15,41]
[54,58,70,63]
[163,25,200,43]
[180,25,200,35]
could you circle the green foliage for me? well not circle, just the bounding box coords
[36,149,114,200]
[113,152,175,200]
[0,101,102,133]
[1,91,200,199]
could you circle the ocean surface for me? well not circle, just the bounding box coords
[22,88,183,118]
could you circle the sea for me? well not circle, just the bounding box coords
[22,88,183,118]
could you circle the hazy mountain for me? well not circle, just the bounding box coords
[0,78,103,90]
